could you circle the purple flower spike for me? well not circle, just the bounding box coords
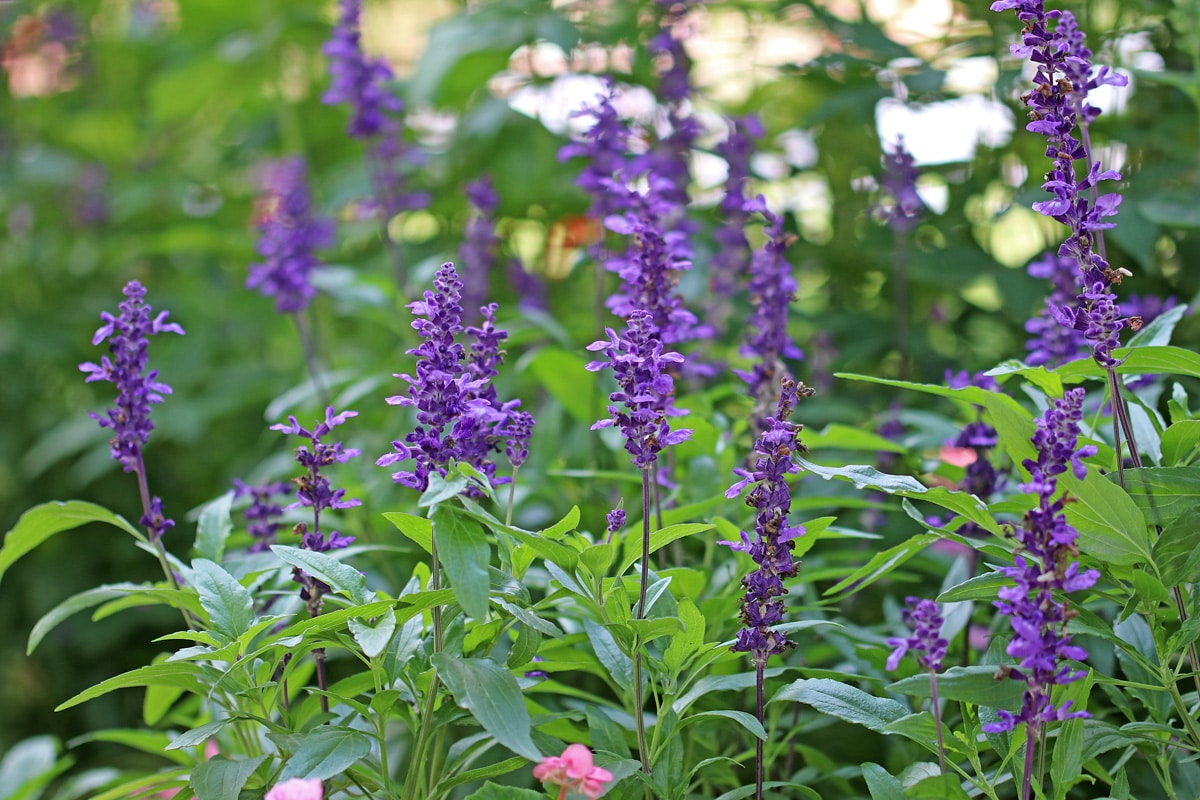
[875,136,924,233]
[707,116,764,326]
[379,263,522,492]
[247,158,334,314]
[993,1,1131,369]
[80,281,185,476]
[586,310,692,470]
[502,411,535,469]
[886,597,947,672]
[983,388,1099,735]
[725,377,814,666]
[558,84,634,222]
[1025,252,1087,367]
[233,479,292,552]
[322,0,402,140]
[460,175,502,319]
[735,196,803,429]
[605,506,626,539]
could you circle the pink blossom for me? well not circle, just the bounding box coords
[533,745,614,799]
[265,778,324,800]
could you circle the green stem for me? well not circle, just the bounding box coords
[633,468,652,775]
[506,465,519,527]
[754,661,766,800]
[929,668,946,774]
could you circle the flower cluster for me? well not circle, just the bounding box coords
[232,479,291,552]
[645,0,701,209]
[272,408,360,611]
[1025,251,1086,367]
[502,410,535,470]
[984,388,1100,734]
[586,309,692,470]
[533,745,613,800]
[874,136,924,233]
[736,196,803,428]
[992,0,1130,368]
[246,158,334,314]
[79,281,184,541]
[459,176,501,319]
[558,84,634,223]
[722,377,813,665]
[605,506,626,540]
[946,371,1002,534]
[886,597,948,672]
[378,263,523,491]
[709,115,763,305]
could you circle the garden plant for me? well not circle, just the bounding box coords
[3,0,1200,798]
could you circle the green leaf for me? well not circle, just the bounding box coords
[191,559,253,642]
[887,666,1022,711]
[56,662,209,711]
[805,423,908,453]
[1160,420,1200,466]
[861,763,906,800]
[432,506,491,621]
[823,533,941,597]
[937,571,1008,604]
[195,492,233,563]
[0,736,60,800]
[906,773,971,799]
[796,458,999,535]
[1152,507,1200,585]
[1055,346,1200,383]
[1117,466,1200,528]
[588,707,630,758]
[165,719,231,751]
[524,346,598,425]
[463,783,544,800]
[190,756,265,800]
[1060,471,1153,568]
[431,655,541,760]
[27,582,145,655]
[271,545,376,605]
[420,471,471,508]
[685,709,766,740]
[1050,672,1093,800]
[383,512,432,554]
[585,617,633,691]
[349,612,398,658]
[279,728,372,781]
[0,501,141,589]
[771,678,907,732]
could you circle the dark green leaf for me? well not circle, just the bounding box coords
[0,501,141,589]
[823,533,940,597]
[771,678,907,732]
[432,506,491,621]
[1060,471,1152,568]
[1154,507,1200,585]
[1117,466,1200,528]
[279,728,372,781]
[1160,420,1200,466]
[462,783,544,800]
[190,756,264,800]
[1055,346,1200,383]
[861,762,906,800]
[888,665,1022,711]
[524,347,598,425]
[619,524,714,574]
[56,662,209,711]
[27,583,145,655]
[431,655,540,760]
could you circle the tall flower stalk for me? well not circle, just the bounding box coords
[983,389,1099,800]
[586,309,692,773]
[722,376,812,800]
[271,407,361,713]
[873,136,924,377]
[79,281,186,602]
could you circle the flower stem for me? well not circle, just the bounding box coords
[929,668,946,774]
[755,660,766,800]
[293,312,331,410]
[1021,723,1037,800]
[633,467,653,775]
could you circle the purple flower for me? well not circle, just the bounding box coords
[458,176,501,317]
[993,1,1131,369]
[735,196,803,429]
[322,0,402,139]
[874,136,924,233]
[233,479,292,552]
[722,377,814,665]
[605,506,626,540]
[1025,252,1087,367]
[558,84,634,222]
[886,597,948,672]
[79,282,184,540]
[246,158,334,314]
[585,310,692,470]
[707,116,764,325]
[502,411,535,469]
[982,389,1100,734]
[272,408,360,609]
[643,0,702,209]
[378,263,518,492]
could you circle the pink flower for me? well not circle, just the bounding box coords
[265,778,324,800]
[533,745,614,799]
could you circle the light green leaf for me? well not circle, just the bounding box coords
[1055,346,1200,382]
[0,501,142,589]
[56,662,210,711]
[191,559,253,642]
[432,506,490,621]
[431,655,540,760]
[349,612,397,658]
[685,709,766,740]
[861,762,907,800]
[195,492,233,563]
[271,545,376,605]
[619,523,714,575]
[771,678,907,732]
[383,512,432,554]
[0,736,60,800]
[1060,471,1153,568]
[887,666,1022,711]
[27,583,145,655]
[165,719,232,751]
[1160,420,1200,466]
[279,728,372,781]
[190,756,264,800]
[523,347,597,425]
[823,533,941,597]
[1117,466,1200,528]
[420,471,470,508]
[937,571,1009,604]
